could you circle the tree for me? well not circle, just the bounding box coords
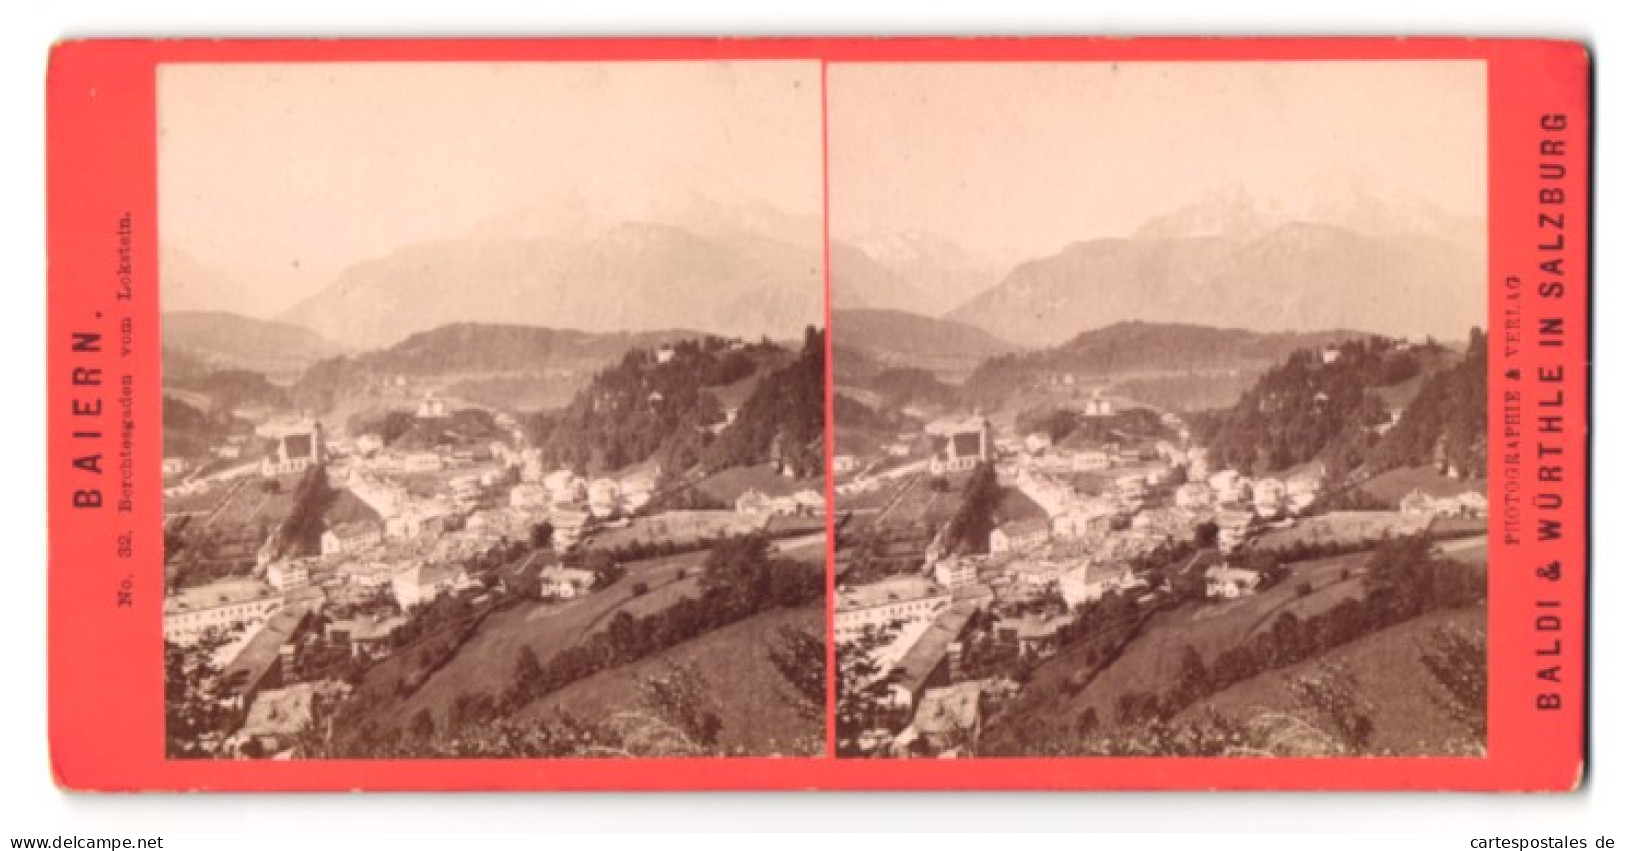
[944,462,1001,555]
[513,645,543,693]
[1173,644,1211,705]
[529,521,554,550]
[1288,661,1375,753]
[836,623,903,756]
[410,708,436,741]
[768,626,826,722]
[637,661,722,749]
[1418,623,1487,746]
[164,626,242,758]
[1075,707,1101,740]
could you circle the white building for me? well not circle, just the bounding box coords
[1252,477,1287,518]
[391,563,467,610]
[321,521,383,557]
[989,517,1050,555]
[932,557,980,591]
[1205,564,1263,598]
[925,415,993,475]
[260,421,326,478]
[264,559,312,592]
[1057,562,1137,609]
[163,579,281,646]
[1215,509,1257,553]
[836,575,951,640]
[587,478,620,518]
[1175,481,1215,510]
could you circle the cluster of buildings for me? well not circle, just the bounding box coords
[924,415,994,476]
[1399,488,1489,519]
[166,380,812,758]
[835,403,1338,757]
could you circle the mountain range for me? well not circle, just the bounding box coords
[272,222,820,350]
[944,187,1484,347]
[162,310,349,377]
[831,308,1016,361]
[160,247,298,319]
[830,230,1004,316]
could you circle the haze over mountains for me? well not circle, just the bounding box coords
[831,230,1004,316]
[163,310,349,377]
[833,182,1484,351]
[277,223,820,349]
[165,176,1481,359]
[945,186,1484,347]
[163,190,824,351]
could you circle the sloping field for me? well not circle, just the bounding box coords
[692,464,824,505]
[356,549,710,732]
[1180,607,1486,755]
[1360,466,1487,506]
[520,603,824,757]
[988,551,1377,738]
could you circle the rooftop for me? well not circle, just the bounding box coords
[240,683,316,738]
[998,517,1051,539]
[912,679,985,737]
[925,415,989,436]
[221,603,313,695]
[838,574,949,612]
[164,578,278,614]
[894,601,979,697]
[329,613,406,643]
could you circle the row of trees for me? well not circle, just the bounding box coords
[985,534,1484,756]
[332,534,822,757]
[942,462,1000,556]
[334,661,740,759]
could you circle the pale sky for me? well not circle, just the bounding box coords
[829,61,1486,262]
[158,61,823,312]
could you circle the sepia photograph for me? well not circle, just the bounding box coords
[158,61,828,759]
[829,62,1490,759]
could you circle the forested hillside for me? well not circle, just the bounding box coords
[1191,331,1485,480]
[1361,329,1487,478]
[962,322,1360,405]
[705,327,826,478]
[532,328,825,479]
[288,324,703,413]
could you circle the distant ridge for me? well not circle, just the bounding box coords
[277,221,822,349]
[944,185,1483,347]
[962,321,1366,405]
[357,322,710,375]
[832,308,1018,360]
[162,310,349,376]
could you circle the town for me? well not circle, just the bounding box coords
[163,330,828,760]
[833,337,1489,758]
